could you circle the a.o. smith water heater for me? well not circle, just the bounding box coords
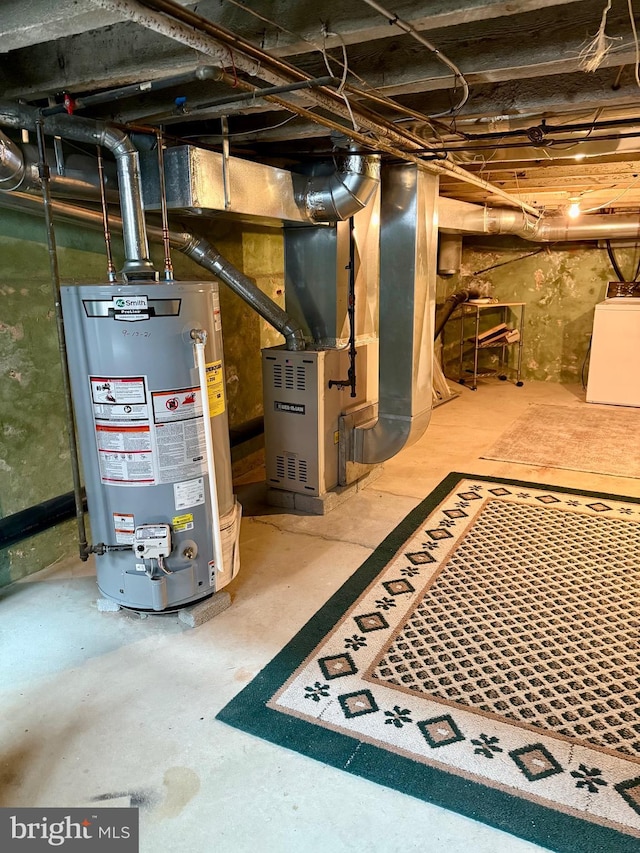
[61,281,241,611]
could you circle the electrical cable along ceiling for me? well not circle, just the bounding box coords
[2,0,640,217]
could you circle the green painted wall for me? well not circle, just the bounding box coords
[438,237,639,384]
[0,208,284,586]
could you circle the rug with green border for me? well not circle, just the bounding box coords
[217,473,640,853]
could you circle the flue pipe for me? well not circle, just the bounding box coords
[0,129,107,200]
[0,102,155,279]
[0,191,306,351]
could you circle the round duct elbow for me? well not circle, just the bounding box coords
[299,152,381,222]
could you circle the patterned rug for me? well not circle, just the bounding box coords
[481,403,640,478]
[217,474,640,853]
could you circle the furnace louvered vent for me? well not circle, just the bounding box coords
[273,362,283,388]
[274,454,309,486]
[297,365,306,391]
[285,364,294,389]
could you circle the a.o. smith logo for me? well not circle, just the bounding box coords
[1,808,138,850]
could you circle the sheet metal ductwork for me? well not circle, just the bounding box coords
[296,151,381,222]
[352,165,438,464]
[0,129,115,201]
[439,198,640,242]
[142,144,380,225]
[0,101,153,278]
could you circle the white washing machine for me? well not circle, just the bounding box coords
[586,298,640,407]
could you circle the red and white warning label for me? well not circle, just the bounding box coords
[90,375,156,486]
[152,387,206,485]
[113,512,135,544]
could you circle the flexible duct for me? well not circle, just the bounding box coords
[0,102,154,278]
[434,287,482,341]
[297,151,381,222]
[0,192,306,351]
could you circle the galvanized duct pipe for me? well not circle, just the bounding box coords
[439,198,640,242]
[352,165,438,464]
[0,129,116,201]
[0,130,25,190]
[298,151,381,222]
[177,236,306,350]
[0,192,306,351]
[0,102,154,279]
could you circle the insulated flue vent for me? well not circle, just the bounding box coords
[273,363,283,389]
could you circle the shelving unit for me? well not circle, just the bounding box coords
[457,300,526,391]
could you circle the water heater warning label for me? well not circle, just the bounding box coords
[206,360,225,416]
[152,387,206,485]
[90,375,157,486]
[174,477,205,510]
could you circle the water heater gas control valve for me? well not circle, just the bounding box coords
[134,524,172,559]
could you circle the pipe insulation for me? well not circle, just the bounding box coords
[0,102,154,278]
[0,192,306,351]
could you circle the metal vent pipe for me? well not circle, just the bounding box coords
[0,102,154,279]
[439,198,640,242]
[352,165,438,464]
[0,191,306,351]
[297,151,381,222]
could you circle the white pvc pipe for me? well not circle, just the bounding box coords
[193,332,225,581]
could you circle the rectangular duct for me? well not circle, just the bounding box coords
[141,144,309,225]
[283,185,381,347]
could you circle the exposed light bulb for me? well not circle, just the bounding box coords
[568,201,581,219]
[573,153,586,161]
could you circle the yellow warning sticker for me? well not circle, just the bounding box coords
[172,513,194,532]
[205,360,225,417]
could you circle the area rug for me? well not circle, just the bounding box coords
[217,473,640,852]
[481,403,640,478]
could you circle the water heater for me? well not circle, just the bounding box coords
[61,281,241,611]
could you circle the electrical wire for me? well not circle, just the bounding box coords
[628,0,640,87]
[320,27,359,131]
[221,0,445,135]
[581,335,592,391]
[360,0,469,116]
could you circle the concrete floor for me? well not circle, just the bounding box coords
[2,379,639,852]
